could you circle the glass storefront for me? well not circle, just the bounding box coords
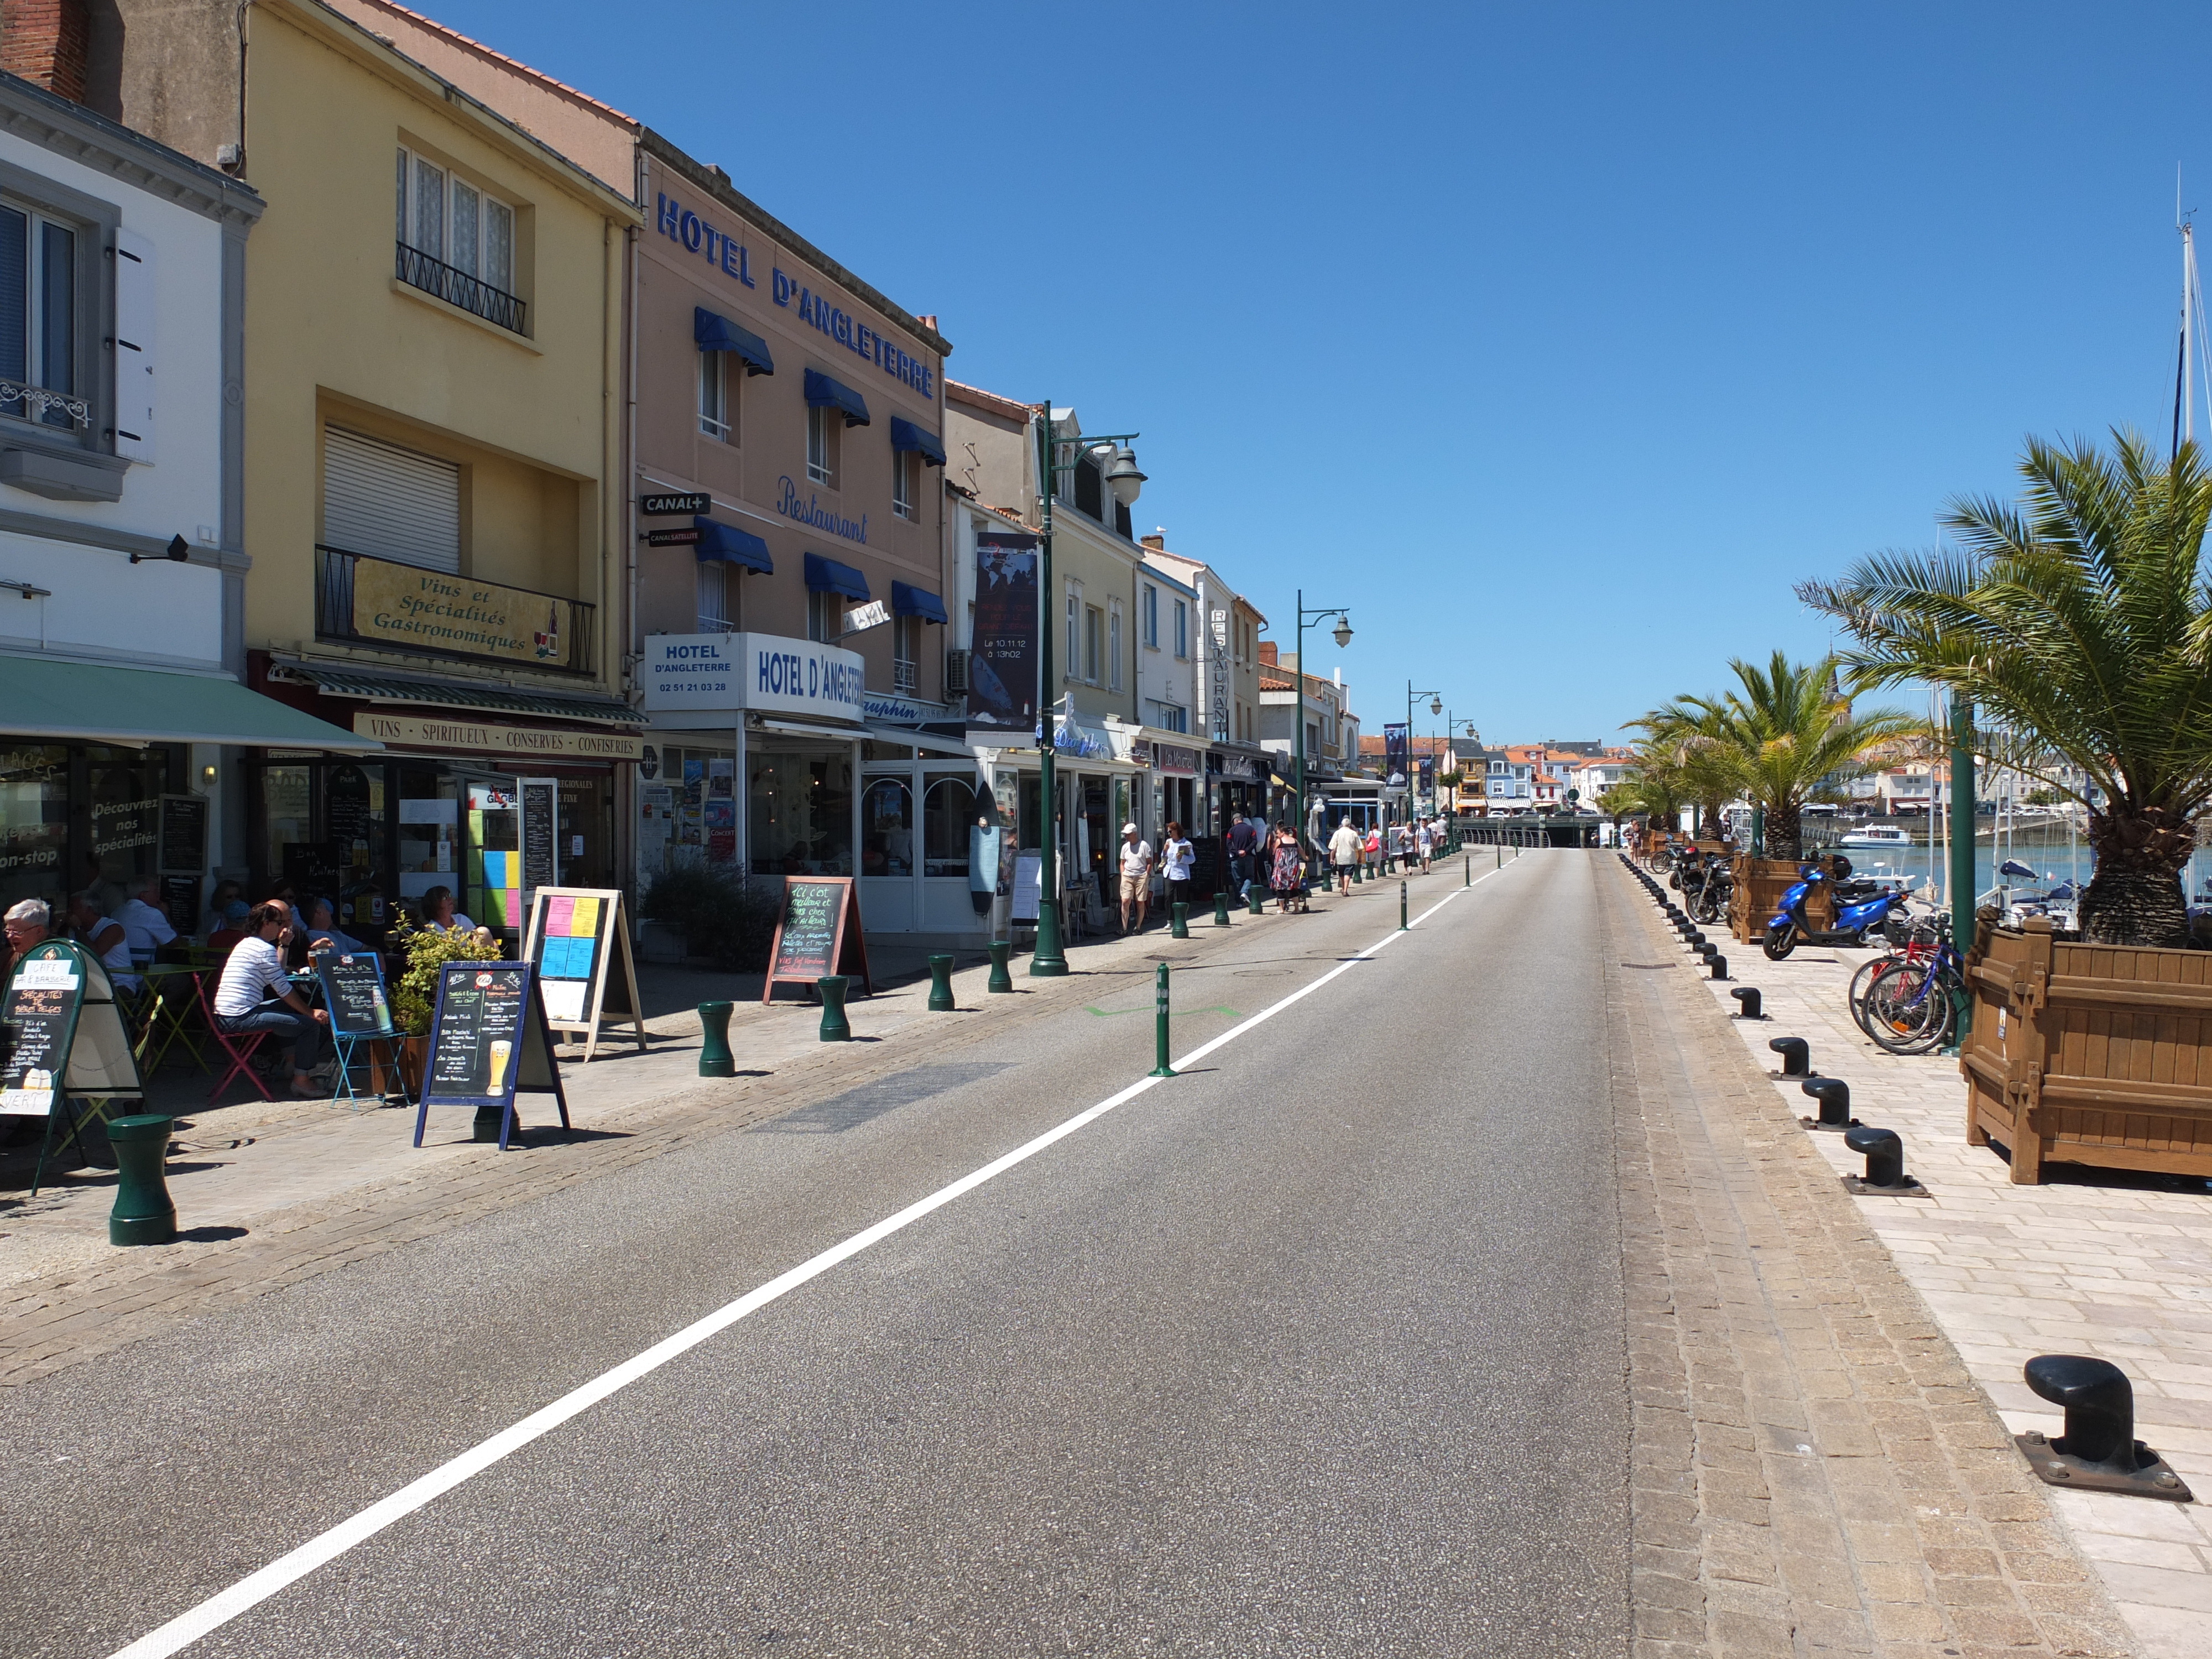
[750,745,853,877]
[1,742,176,919]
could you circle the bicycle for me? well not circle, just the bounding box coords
[1857,916,1968,1055]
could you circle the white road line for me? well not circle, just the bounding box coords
[108,858,1521,1659]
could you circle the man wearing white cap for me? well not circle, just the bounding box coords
[1117,821,1155,935]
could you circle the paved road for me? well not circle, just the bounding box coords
[3,852,1630,1657]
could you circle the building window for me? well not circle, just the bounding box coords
[1073,452,1104,519]
[893,615,920,691]
[808,589,840,643]
[807,404,839,487]
[698,349,730,441]
[0,200,85,432]
[1149,701,1187,734]
[1173,599,1188,659]
[892,448,917,520]
[1065,582,1081,680]
[1084,604,1103,684]
[1142,584,1158,649]
[395,147,523,332]
[697,558,730,632]
[1108,600,1123,691]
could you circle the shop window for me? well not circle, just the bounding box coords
[807,403,839,487]
[892,448,917,520]
[698,348,731,441]
[260,764,312,898]
[697,559,731,632]
[922,778,974,877]
[395,768,457,921]
[893,615,920,692]
[0,743,68,917]
[861,779,912,877]
[750,749,853,877]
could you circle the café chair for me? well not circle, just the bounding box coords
[192,972,274,1104]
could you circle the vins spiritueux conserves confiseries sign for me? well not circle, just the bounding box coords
[349,557,572,669]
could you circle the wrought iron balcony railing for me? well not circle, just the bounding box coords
[0,375,89,428]
[395,242,527,335]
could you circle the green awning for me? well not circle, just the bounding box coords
[0,655,382,750]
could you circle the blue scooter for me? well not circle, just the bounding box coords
[1765,863,1908,960]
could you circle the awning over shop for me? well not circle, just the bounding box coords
[0,655,382,749]
[693,306,775,375]
[890,580,947,623]
[693,517,772,573]
[267,658,639,728]
[865,721,972,757]
[889,416,946,466]
[804,552,870,600]
[803,368,870,427]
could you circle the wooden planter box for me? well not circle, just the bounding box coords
[1728,855,1833,943]
[1961,917,2212,1183]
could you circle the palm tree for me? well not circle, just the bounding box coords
[1641,654,1918,860]
[1802,430,2212,947]
[1625,717,1744,839]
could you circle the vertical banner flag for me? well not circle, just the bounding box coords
[1384,723,1409,788]
[1417,755,1434,796]
[969,533,1039,728]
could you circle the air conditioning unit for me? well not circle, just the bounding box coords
[944,648,970,693]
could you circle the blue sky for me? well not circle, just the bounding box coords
[425,0,2212,744]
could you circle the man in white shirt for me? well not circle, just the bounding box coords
[1117,822,1154,935]
[1328,816,1363,896]
[212,901,329,1095]
[114,877,178,962]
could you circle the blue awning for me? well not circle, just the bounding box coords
[803,368,870,427]
[804,551,870,600]
[693,517,772,573]
[694,307,774,375]
[889,416,946,467]
[890,581,948,623]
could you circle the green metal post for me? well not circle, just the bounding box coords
[105,1114,175,1246]
[1949,692,1976,1039]
[1751,802,1765,859]
[1213,888,1232,927]
[1400,880,1408,930]
[927,954,956,1011]
[1170,901,1190,939]
[987,941,1013,993]
[818,975,852,1041]
[697,1001,735,1076]
[1464,855,1470,887]
[1247,885,1265,916]
[1150,960,1176,1077]
[1030,408,1067,977]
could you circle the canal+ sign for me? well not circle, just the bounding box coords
[641,632,865,723]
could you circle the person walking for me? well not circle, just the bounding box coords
[1269,823,1305,914]
[1328,815,1362,896]
[1416,817,1434,873]
[1161,821,1196,916]
[1224,811,1260,900]
[1117,821,1154,934]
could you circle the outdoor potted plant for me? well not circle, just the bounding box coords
[385,917,504,1095]
[1803,430,2212,1182]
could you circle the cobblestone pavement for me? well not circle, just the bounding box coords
[1664,880,2212,1659]
[1606,858,2139,1658]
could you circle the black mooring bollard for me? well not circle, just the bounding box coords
[1730,986,1763,1019]
[2016,1356,2191,1499]
[1708,953,1729,981]
[1769,1036,1809,1077]
[1844,1123,1906,1186]
[1802,1076,1853,1128]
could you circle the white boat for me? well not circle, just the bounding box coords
[1838,825,1914,849]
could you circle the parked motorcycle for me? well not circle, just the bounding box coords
[1764,863,1908,959]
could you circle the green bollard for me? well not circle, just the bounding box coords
[1497,843,1503,868]
[1213,888,1232,927]
[927,953,956,1011]
[1352,861,1364,885]
[1465,855,1471,887]
[987,941,1013,993]
[1248,886,1265,916]
[697,1000,735,1077]
[1171,901,1190,940]
[818,975,852,1041]
[105,1114,176,1246]
[1150,959,1176,1077]
[1400,880,1409,931]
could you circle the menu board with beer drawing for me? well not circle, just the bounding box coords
[412,961,570,1152]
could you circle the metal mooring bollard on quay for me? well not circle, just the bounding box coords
[1768,1036,1809,1077]
[1842,1124,1926,1194]
[1730,986,1764,1019]
[1801,1077,1855,1130]
[1708,953,1729,981]
[927,954,956,1011]
[106,1114,176,1246]
[1150,960,1176,1078]
[697,1001,735,1077]
[2017,1355,2193,1500]
[987,941,1014,993]
[818,975,852,1042]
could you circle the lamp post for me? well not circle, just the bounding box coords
[1406,683,1439,828]
[1291,591,1354,847]
[1029,408,1144,977]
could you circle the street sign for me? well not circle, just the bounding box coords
[643,526,702,547]
[640,492,711,516]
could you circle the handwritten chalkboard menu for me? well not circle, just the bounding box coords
[412,961,570,1151]
[326,765,376,879]
[520,780,557,896]
[315,951,393,1037]
[157,793,208,875]
[0,959,81,1118]
[160,875,202,929]
[0,940,143,1190]
[761,877,873,1003]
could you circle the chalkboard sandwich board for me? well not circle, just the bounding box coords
[412,961,571,1151]
[520,887,646,1062]
[1,940,145,1192]
[314,949,405,1107]
[761,876,873,1004]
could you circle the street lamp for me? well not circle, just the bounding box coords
[1027,409,1141,977]
[1291,591,1353,848]
[1405,682,1439,825]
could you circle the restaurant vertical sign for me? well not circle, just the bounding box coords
[968,532,1037,729]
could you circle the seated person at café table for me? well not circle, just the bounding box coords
[207,899,252,955]
[115,876,178,959]
[199,878,244,940]
[68,890,141,993]
[212,900,328,1095]
[418,885,474,934]
[3,896,51,983]
[265,880,310,936]
[306,896,364,956]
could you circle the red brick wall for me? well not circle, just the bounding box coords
[1,0,90,103]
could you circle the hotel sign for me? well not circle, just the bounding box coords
[641,632,865,724]
[351,712,644,761]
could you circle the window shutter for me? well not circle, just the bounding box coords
[322,426,461,571]
[112,227,156,463]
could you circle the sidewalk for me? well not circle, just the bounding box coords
[1659,865,2212,1658]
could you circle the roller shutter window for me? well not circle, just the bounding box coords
[322,426,461,572]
